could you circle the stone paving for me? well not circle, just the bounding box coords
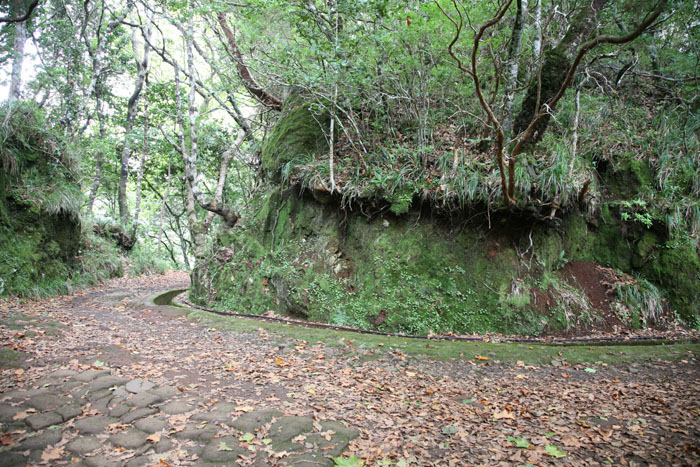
[0,367,358,466]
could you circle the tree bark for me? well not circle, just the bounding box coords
[532,0,542,63]
[181,16,240,229]
[131,72,149,237]
[156,155,172,258]
[216,12,283,111]
[7,0,27,102]
[86,90,106,215]
[167,18,241,266]
[503,0,525,135]
[118,12,152,225]
[512,0,607,141]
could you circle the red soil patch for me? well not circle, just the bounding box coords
[558,260,624,332]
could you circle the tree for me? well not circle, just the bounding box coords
[5,0,33,101]
[439,0,667,206]
[118,8,152,225]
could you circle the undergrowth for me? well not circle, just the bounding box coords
[128,242,170,276]
[0,101,80,220]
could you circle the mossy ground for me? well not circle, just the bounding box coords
[0,347,28,368]
[186,309,699,366]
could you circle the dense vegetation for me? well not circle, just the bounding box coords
[1,0,698,333]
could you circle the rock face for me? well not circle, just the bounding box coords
[190,101,699,334]
[0,197,81,294]
[191,184,699,335]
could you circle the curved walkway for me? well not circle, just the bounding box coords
[1,272,699,465]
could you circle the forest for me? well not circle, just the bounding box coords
[1,1,700,466]
[1,0,699,334]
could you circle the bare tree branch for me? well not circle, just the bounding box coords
[216,11,283,111]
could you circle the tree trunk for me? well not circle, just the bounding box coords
[86,92,106,215]
[118,14,153,224]
[503,0,525,135]
[156,156,172,258]
[512,0,607,141]
[532,0,542,63]
[7,1,27,102]
[132,73,149,237]
[180,16,239,228]
[216,12,283,111]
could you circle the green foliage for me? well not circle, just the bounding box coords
[73,226,125,287]
[615,278,665,328]
[127,243,169,277]
[0,101,80,218]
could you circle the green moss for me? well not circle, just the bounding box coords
[195,190,566,335]
[589,204,633,270]
[601,158,656,200]
[260,96,329,180]
[642,238,700,324]
[186,309,700,365]
[633,231,658,268]
[0,347,27,369]
[0,199,80,296]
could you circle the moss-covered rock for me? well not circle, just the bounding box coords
[192,188,544,335]
[641,238,700,326]
[0,194,82,296]
[0,102,91,297]
[193,90,700,333]
[192,185,699,334]
[260,96,329,181]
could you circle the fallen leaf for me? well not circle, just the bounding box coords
[239,433,255,443]
[41,446,65,462]
[475,355,489,361]
[147,432,161,443]
[545,445,566,458]
[494,410,516,420]
[12,408,36,421]
[219,441,233,451]
[507,436,531,448]
[171,424,186,433]
[275,357,288,367]
[0,434,15,446]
